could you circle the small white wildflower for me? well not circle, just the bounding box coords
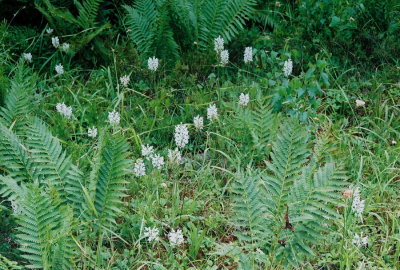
[88,127,97,138]
[160,182,167,188]
[283,59,293,77]
[52,36,60,48]
[141,144,154,158]
[56,102,72,119]
[207,104,218,121]
[193,115,204,130]
[243,47,253,63]
[108,110,120,125]
[220,50,229,65]
[23,53,32,62]
[174,123,189,148]
[168,229,184,246]
[352,233,368,248]
[143,227,160,242]
[134,158,146,177]
[151,154,165,169]
[61,43,70,52]
[392,140,397,145]
[238,93,250,107]
[55,64,64,74]
[120,75,130,87]
[148,56,159,71]
[355,99,366,107]
[214,36,224,53]
[351,188,365,218]
[168,148,182,165]
[46,28,54,34]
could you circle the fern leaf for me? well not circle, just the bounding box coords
[14,184,76,269]
[247,98,278,156]
[24,117,85,211]
[0,122,34,183]
[232,170,272,247]
[124,0,158,57]
[262,119,310,213]
[74,0,105,28]
[0,254,22,270]
[87,134,130,227]
[0,60,35,132]
[199,0,256,49]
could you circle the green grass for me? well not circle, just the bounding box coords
[0,9,399,270]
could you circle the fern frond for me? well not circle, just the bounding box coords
[24,117,85,211]
[262,119,310,212]
[154,9,180,62]
[199,0,256,49]
[124,0,158,57]
[14,184,76,269]
[198,0,225,49]
[0,60,35,132]
[74,0,105,28]
[291,163,347,223]
[170,0,201,48]
[0,122,34,183]
[231,112,348,266]
[0,175,27,202]
[0,254,22,270]
[87,134,130,228]
[247,98,279,156]
[232,170,272,247]
[220,0,256,41]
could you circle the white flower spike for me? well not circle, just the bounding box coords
[108,110,120,125]
[151,154,165,169]
[120,75,130,87]
[56,103,72,119]
[168,229,184,247]
[148,56,159,71]
[174,123,189,148]
[214,36,224,53]
[52,36,60,48]
[220,50,229,65]
[23,53,32,63]
[88,127,97,138]
[351,188,365,218]
[134,159,146,177]
[193,115,204,130]
[143,227,159,242]
[283,59,293,77]
[141,144,154,158]
[244,47,253,63]
[239,93,250,107]
[207,104,218,121]
[55,64,64,74]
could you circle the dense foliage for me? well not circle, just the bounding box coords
[0,0,399,269]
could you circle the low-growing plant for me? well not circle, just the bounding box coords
[230,111,348,267]
[0,64,132,269]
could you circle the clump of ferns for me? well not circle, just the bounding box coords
[231,118,348,267]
